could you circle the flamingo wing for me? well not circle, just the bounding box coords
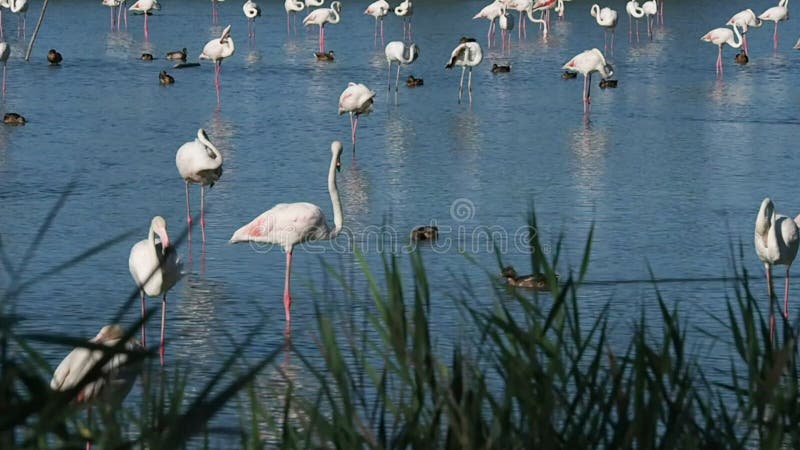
[230,202,327,248]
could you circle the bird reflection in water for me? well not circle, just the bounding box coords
[569,121,609,202]
[104,32,136,59]
[175,274,223,362]
[340,163,370,229]
[246,49,263,67]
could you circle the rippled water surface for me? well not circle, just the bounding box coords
[2,0,799,443]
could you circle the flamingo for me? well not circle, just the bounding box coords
[199,24,235,104]
[530,0,561,30]
[285,0,304,34]
[700,23,742,77]
[385,41,419,94]
[211,0,223,24]
[230,141,344,328]
[590,4,617,53]
[626,0,644,42]
[727,9,762,56]
[304,0,324,14]
[445,38,483,104]
[129,216,181,366]
[303,1,341,54]
[243,0,261,39]
[128,0,159,40]
[176,128,223,243]
[0,42,9,97]
[364,0,389,47]
[473,0,504,48]
[641,0,656,40]
[562,48,613,114]
[526,4,550,38]
[394,0,413,41]
[338,82,375,148]
[102,0,121,31]
[498,6,515,51]
[507,0,531,39]
[50,325,143,450]
[759,0,788,52]
[755,198,799,343]
[8,0,25,37]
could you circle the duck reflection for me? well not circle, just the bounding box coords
[569,121,608,201]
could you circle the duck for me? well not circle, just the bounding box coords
[141,53,154,61]
[159,70,175,84]
[561,70,577,79]
[3,113,25,125]
[405,75,423,87]
[734,51,749,64]
[411,225,438,241]
[501,266,558,290]
[314,50,335,61]
[165,47,187,61]
[47,49,62,65]
[491,63,511,73]
[598,78,618,88]
[459,36,477,43]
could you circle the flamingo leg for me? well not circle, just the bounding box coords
[284,250,293,325]
[0,9,4,40]
[387,61,392,92]
[159,293,167,366]
[185,181,192,227]
[395,63,401,93]
[784,266,791,320]
[467,67,473,103]
[287,13,291,35]
[408,20,413,41]
[144,11,149,40]
[458,65,466,104]
[349,112,354,143]
[140,290,147,346]
[636,19,640,42]
[743,33,749,55]
[582,74,588,113]
[319,25,325,53]
[373,18,378,46]
[717,45,723,77]
[2,62,6,98]
[773,22,779,51]
[767,264,775,343]
[628,14,632,42]
[110,6,114,31]
[215,63,221,104]
[380,17,385,46]
[611,29,615,53]
[200,184,207,243]
[353,114,360,145]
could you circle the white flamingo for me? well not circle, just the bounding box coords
[385,41,419,94]
[700,23,742,78]
[243,0,261,39]
[364,0,389,47]
[473,0,504,48]
[199,24,236,104]
[230,141,344,330]
[303,1,341,53]
[498,6,515,51]
[338,82,375,148]
[445,38,483,104]
[128,0,159,40]
[8,0,25,37]
[507,0,532,40]
[285,0,305,34]
[626,0,644,42]
[641,0,657,40]
[394,0,413,40]
[129,216,181,366]
[727,9,762,56]
[304,0,324,15]
[590,4,617,53]
[562,48,613,114]
[755,197,799,342]
[525,5,550,39]
[759,0,789,52]
[176,128,223,243]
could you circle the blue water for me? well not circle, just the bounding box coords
[1,0,799,443]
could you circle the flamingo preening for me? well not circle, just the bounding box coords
[230,141,344,331]
[176,128,224,243]
[641,0,657,40]
[303,1,341,54]
[626,0,644,42]
[727,9,762,56]
[128,0,159,40]
[590,4,617,53]
[562,48,613,114]
[755,198,799,343]
[700,22,742,77]
[199,24,236,104]
[364,0,389,47]
[394,0,413,40]
[759,0,788,52]
[385,41,419,95]
[338,82,375,148]
[445,38,483,104]
[243,0,262,39]
[285,0,305,34]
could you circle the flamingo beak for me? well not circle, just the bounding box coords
[336,157,342,172]
[156,227,171,252]
[604,64,614,77]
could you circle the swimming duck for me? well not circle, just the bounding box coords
[561,70,577,79]
[598,78,618,88]
[406,75,424,87]
[3,113,26,125]
[734,51,748,64]
[141,53,154,61]
[314,50,335,61]
[165,47,187,61]
[159,70,175,84]
[411,225,438,241]
[491,63,511,73]
[47,49,62,65]
[501,266,558,290]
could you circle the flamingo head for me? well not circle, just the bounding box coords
[602,63,614,78]
[220,24,232,43]
[151,216,171,251]
[331,1,342,12]
[332,140,343,171]
[91,324,125,343]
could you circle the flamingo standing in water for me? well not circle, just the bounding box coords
[211,0,223,24]
[755,198,799,343]
[498,6,515,51]
[8,0,26,37]
[200,24,235,104]
[128,0,159,40]
[446,38,483,104]
[364,0,389,47]
[303,1,341,53]
[285,0,305,34]
[304,0,324,15]
[338,82,375,148]
[385,41,419,94]
[394,0,413,40]
[473,0,504,48]
[176,128,223,243]
[759,0,788,52]
[230,141,344,330]
[102,0,122,31]
[0,41,9,97]
[562,48,613,114]
[626,0,644,42]
[641,0,657,40]
[243,0,261,39]
[129,216,181,366]
[507,0,532,40]
[590,4,617,53]
[727,9,762,56]
[700,22,742,77]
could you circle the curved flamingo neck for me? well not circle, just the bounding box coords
[327,152,343,239]
[730,23,743,48]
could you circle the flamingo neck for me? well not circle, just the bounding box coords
[730,23,743,48]
[327,154,343,239]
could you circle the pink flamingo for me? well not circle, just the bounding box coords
[394,0,413,41]
[590,4,617,54]
[303,1,341,53]
[364,0,389,47]
[102,0,121,31]
[562,48,613,114]
[473,0,504,48]
[338,82,375,148]
[199,24,235,104]
[385,41,420,93]
[759,0,788,52]
[446,38,483,104]
[0,42,9,97]
[285,0,305,34]
[507,0,532,40]
[700,23,742,77]
[755,198,799,343]
[211,0,222,24]
[230,141,344,329]
[129,216,181,366]
[128,0,159,40]
[626,0,644,42]
[727,9,762,56]
[176,128,223,243]
[8,0,26,38]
